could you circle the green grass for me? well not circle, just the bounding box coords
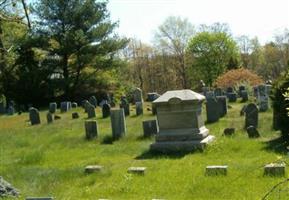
[0,100,288,200]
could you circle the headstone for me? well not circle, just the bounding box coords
[99,99,108,108]
[214,88,223,97]
[120,96,130,116]
[240,90,248,102]
[83,101,92,113]
[102,103,111,118]
[85,120,98,139]
[26,198,53,200]
[206,98,220,123]
[72,102,78,108]
[226,87,233,93]
[133,88,143,103]
[227,92,237,102]
[29,107,41,125]
[264,163,285,176]
[223,128,235,136]
[216,96,227,117]
[85,165,103,173]
[89,96,97,107]
[81,100,89,108]
[206,166,228,176]
[143,120,158,137]
[86,103,96,118]
[135,101,143,115]
[46,112,54,124]
[110,109,126,139]
[67,101,72,109]
[147,92,160,102]
[7,106,15,115]
[257,84,269,112]
[246,126,260,138]
[238,85,246,96]
[127,167,146,175]
[72,112,79,119]
[244,103,258,128]
[266,84,272,96]
[150,90,215,152]
[60,101,69,112]
[49,102,57,113]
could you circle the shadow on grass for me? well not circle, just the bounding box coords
[135,149,199,160]
[263,135,289,154]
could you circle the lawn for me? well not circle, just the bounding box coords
[0,100,288,200]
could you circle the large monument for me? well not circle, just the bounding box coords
[150,89,215,152]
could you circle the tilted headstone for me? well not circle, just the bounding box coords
[110,108,126,139]
[29,107,41,125]
[72,102,78,108]
[86,103,96,118]
[72,112,79,119]
[7,106,15,115]
[135,101,143,116]
[240,90,248,102]
[49,102,57,113]
[46,112,54,124]
[227,92,237,102]
[133,88,143,103]
[89,96,97,107]
[102,103,111,118]
[85,120,98,139]
[257,84,269,112]
[120,96,130,116]
[244,103,258,128]
[143,120,158,137]
[206,98,220,123]
[216,96,227,117]
[60,101,69,112]
[214,88,223,97]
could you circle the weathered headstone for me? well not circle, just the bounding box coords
[238,85,246,96]
[120,96,130,116]
[257,84,269,112]
[102,103,111,118]
[206,98,220,123]
[83,101,91,113]
[150,90,215,152]
[244,103,258,128]
[85,165,103,173]
[240,90,248,102]
[72,102,78,108]
[133,88,143,103]
[110,109,126,139]
[85,120,98,139]
[246,126,260,138]
[135,101,143,116]
[72,112,79,119]
[216,96,227,117]
[87,103,96,118]
[227,92,237,102]
[46,112,54,124]
[60,101,69,112]
[143,120,158,137]
[264,163,285,176]
[152,103,157,115]
[206,166,228,176]
[89,96,97,107]
[49,102,57,113]
[127,167,146,175]
[29,107,41,125]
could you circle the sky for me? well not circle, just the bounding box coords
[107,0,289,44]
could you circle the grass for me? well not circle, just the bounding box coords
[0,100,288,200]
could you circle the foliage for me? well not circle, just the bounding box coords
[187,30,240,86]
[214,68,264,88]
[284,87,289,116]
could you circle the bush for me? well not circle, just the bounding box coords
[214,68,264,89]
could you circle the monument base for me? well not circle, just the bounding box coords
[150,135,215,153]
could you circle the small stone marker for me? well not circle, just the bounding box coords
[246,126,260,138]
[223,128,235,136]
[128,167,146,175]
[264,163,285,176]
[206,165,228,176]
[102,103,111,118]
[46,112,54,124]
[244,103,258,128]
[72,102,78,108]
[135,101,143,115]
[85,120,98,139]
[110,109,126,139]
[85,165,103,173]
[143,120,158,137]
[26,198,54,200]
[86,103,96,118]
[29,107,41,125]
[49,102,57,113]
[72,112,79,119]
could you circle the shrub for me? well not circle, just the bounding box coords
[214,68,264,89]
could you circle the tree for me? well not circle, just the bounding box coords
[237,35,251,68]
[187,31,239,86]
[32,0,128,99]
[154,16,195,88]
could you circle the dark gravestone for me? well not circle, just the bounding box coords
[257,84,269,112]
[135,101,143,116]
[206,98,220,123]
[29,107,41,125]
[238,85,246,96]
[83,101,91,113]
[227,92,237,102]
[223,128,235,136]
[246,126,260,138]
[72,112,79,119]
[120,96,130,116]
[110,109,126,139]
[147,92,160,102]
[86,104,96,118]
[214,88,223,97]
[54,115,61,120]
[7,106,15,115]
[244,103,258,128]
[253,86,258,97]
[49,102,57,113]
[133,88,143,103]
[46,112,54,124]
[143,120,158,137]
[240,90,248,102]
[89,96,97,107]
[216,96,227,117]
[60,102,69,113]
[71,102,78,108]
[102,103,111,118]
[85,120,98,139]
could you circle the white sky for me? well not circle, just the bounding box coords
[107,0,289,44]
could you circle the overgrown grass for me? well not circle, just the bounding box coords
[0,99,288,199]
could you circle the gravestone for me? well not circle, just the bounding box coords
[7,106,15,115]
[227,92,237,102]
[99,100,108,108]
[85,165,103,173]
[216,96,227,117]
[110,109,126,139]
[152,104,157,115]
[240,90,248,102]
[266,84,272,96]
[120,96,130,116]
[102,103,111,118]
[60,101,69,112]
[83,101,92,113]
[127,167,146,175]
[49,102,57,113]
[206,98,220,123]
[135,101,143,115]
[246,126,260,138]
[238,85,246,96]
[257,84,269,112]
[244,103,258,128]
[72,102,78,108]
[143,120,158,137]
[253,86,258,97]
[26,198,53,200]
[147,92,160,102]
[264,163,285,176]
[46,112,54,124]
[214,88,223,97]
[133,88,143,103]
[89,96,97,107]
[72,112,79,119]
[226,87,233,93]
[85,120,98,139]
[205,91,215,99]
[150,90,215,152]
[206,166,228,176]
[86,103,96,118]
[29,107,41,125]
[81,100,88,108]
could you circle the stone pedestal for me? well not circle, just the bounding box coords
[150,90,215,152]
